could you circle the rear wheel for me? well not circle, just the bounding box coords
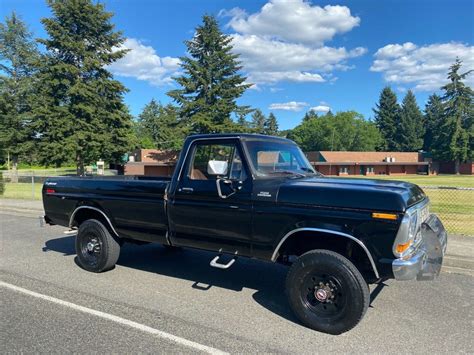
[285,249,369,334]
[75,219,121,273]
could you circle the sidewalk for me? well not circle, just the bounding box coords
[0,198,43,213]
[1,198,472,276]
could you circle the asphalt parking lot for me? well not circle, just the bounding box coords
[1,212,473,353]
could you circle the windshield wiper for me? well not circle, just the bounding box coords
[300,167,316,174]
[296,166,324,177]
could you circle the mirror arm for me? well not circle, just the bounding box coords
[216,178,236,199]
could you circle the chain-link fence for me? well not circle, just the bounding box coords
[422,186,474,236]
[0,170,118,200]
[1,174,473,236]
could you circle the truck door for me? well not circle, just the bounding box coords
[168,138,253,256]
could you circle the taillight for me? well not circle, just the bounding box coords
[46,188,55,194]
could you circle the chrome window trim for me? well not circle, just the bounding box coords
[271,227,380,279]
[69,206,119,237]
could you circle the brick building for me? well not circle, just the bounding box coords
[435,161,474,175]
[306,151,430,176]
[124,149,472,177]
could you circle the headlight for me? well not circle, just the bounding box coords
[408,212,418,241]
[393,210,419,257]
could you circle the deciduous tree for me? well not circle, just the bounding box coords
[136,99,187,150]
[288,111,382,152]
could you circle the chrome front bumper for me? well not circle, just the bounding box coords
[393,214,448,281]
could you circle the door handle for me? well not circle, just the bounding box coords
[180,187,194,193]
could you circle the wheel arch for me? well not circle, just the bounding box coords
[69,206,119,237]
[272,228,379,279]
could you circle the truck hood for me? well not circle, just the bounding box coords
[277,176,426,212]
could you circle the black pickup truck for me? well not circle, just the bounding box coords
[42,134,447,334]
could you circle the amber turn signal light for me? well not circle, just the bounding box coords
[395,241,411,254]
[372,212,398,221]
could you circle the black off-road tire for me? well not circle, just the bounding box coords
[75,219,121,273]
[286,249,370,335]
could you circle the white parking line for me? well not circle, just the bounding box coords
[0,281,228,355]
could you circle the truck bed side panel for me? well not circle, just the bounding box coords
[43,177,169,243]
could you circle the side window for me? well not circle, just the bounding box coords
[189,143,243,181]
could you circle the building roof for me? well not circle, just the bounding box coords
[308,151,421,163]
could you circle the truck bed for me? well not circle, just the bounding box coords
[43,175,171,243]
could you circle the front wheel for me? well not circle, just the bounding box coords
[75,219,121,273]
[285,249,369,335]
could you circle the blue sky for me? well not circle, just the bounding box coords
[2,0,473,130]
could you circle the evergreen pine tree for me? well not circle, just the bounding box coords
[303,110,318,122]
[235,113,251,132]
[0,12,40,173]
[264,112,279,135]
[168,15,251,134]
[423,94,444,152]
[398,90,424,151]
[373,87,400,150]
[434,59,473,173]
[33,0,133,174]
[251,109,266,134]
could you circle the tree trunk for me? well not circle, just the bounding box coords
[11,157,18,183]
[454,159,460,175]
[76,156,84,176]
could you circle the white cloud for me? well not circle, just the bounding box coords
[269,87,283,93]
[232,34,365,73]
[221,0,366,85]
[371,42,474,91]
[269,101,309,111]
[109,38,181,86]
[310,105,331,113]
[226,1,360,46]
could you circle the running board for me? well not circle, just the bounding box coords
[210,254,237,269]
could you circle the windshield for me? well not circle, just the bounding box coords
[243,140,319,177]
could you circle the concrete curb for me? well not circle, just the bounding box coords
[1,205,473,276]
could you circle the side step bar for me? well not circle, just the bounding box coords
[210,253,238,269]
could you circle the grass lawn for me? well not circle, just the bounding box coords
[422,188,474,236]
[2,174,473,236]
[1,182,43,200]
[341,174,474,235]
